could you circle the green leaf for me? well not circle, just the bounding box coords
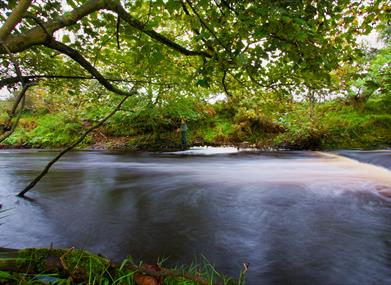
[296,31,307,42]
[235,54,248,66]
[196,79,210,88]
[165,0,181,14]
[150,51,164,64]
[62,34,71,43]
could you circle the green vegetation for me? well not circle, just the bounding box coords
[0,248,243,285]
[1,90,389,150]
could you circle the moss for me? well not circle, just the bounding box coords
[15,248,111,279]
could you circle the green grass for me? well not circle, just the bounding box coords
[0,248,246,285]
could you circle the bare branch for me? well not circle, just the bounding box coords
[0,0,32,41]
[0,42,33,141]
[0,84,31,143]
[18,93,132,197]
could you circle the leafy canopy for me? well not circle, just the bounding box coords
[0,0,388,107]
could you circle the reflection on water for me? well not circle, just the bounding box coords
[0,149,390,285]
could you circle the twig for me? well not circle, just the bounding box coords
[0,42,33,142]
[0,84,29,143]
[222,70,232,97]
[116,15,121,50]
[184,0,229,52]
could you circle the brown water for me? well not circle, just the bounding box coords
[0,149,390,285]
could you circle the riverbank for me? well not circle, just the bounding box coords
[0,247,241,285]
[1,94,390,152]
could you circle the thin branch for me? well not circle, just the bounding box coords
[220,0,238,16]
[0,84,31,143]
[0,42,32,140]
[18,94,132,197]
[184,0,229,52]
[116,15,121,50]
[0,0,32,41]
[212,0,225,16]
[222,70,232,97]
[1,43,23,83]
[180,0,215,53]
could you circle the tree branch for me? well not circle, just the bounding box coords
[222,70,232,97]
[44,39,134,96]
[0,42,33,141]
[116,15,121,50]
[0,84,31,143]
[17,94,132,197]
[106,0,212,58]
[0,0,32,41]
[1,0,212,60]
[0,0,106,53]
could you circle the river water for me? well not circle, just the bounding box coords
[0,148,390,285]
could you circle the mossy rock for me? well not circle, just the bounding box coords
[15,248,112,281]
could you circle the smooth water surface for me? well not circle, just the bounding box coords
[0,149,390,285]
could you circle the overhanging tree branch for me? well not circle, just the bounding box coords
[0,0,212,59]
[0,0,32,41]
[0,0,106,53]
[107,1,212,58]
[17,93,132,197]
[44,39,134,96]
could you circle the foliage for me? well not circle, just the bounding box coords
[2,113,88,148]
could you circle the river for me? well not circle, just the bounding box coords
[0,148,390,285]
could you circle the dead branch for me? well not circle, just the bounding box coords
[0,84,30,143]
[0,42,33,142]
[18,93,134,197]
